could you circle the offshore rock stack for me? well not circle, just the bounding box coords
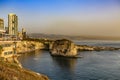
[49,39,120,58]
[49,39,78,57]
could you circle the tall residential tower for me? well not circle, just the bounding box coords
[8,13,18,36]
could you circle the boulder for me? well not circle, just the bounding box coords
[49,39,78,57]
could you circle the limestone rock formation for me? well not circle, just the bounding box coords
[16,41,45,53]
[49,39,78,57]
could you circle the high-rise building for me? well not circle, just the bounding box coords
[8,13,18,36]
[0,19,4,29]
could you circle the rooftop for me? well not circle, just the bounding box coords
[8,13,16,15]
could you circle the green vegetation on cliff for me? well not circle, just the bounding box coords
[0,61,49,80]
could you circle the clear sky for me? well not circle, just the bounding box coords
[0,0,120,36]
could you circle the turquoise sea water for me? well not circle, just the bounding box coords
[19,41,120,80]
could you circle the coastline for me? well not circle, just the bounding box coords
[1,39,120,80]
[0,60,49,80]
[0,40,50,80]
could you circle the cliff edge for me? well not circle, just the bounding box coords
[0,59,49,80]
[0,40,50,80]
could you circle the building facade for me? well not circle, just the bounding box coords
[0,44,14,60]
[0,19,5,40]
[8,13,18,36]
[0,19,4,29]
[18,28,27,40]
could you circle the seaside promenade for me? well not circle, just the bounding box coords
[0,40,21,44]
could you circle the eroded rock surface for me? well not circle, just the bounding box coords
[49,39,78,57]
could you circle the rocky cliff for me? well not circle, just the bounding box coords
[49,39,78,57]
[0,41,50,80]
[0,60,49,80]
[16,41,45,53]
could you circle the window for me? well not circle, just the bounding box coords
[4,51,13,55]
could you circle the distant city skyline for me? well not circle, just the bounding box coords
[0,0,120,37]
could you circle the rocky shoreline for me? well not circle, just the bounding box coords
[16,41,46,53]
[1,39,120,80]
[77,45,120,51]
[0,40,50,80]
[49,39,120,57]
[0,60,49,80]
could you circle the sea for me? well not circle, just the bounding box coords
[19,40,120,80]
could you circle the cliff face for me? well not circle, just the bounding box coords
[49,39,78,57]
[16,41,45,53]
[0,61,49,80]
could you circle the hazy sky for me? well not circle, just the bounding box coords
[0,0,120,36]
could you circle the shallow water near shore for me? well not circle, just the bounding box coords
[19,41,120,80]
